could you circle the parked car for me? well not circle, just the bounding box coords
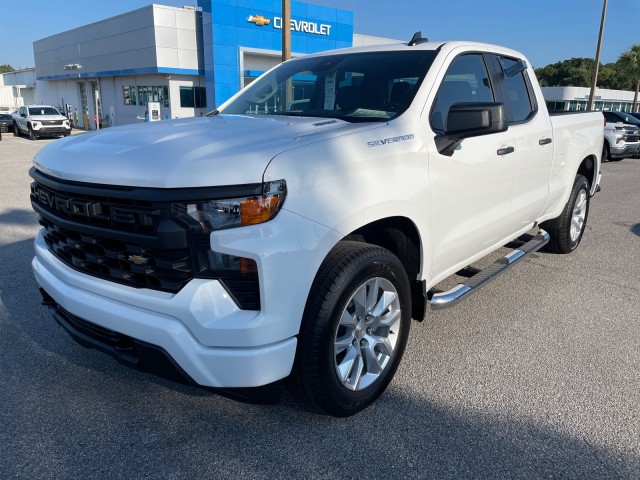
[602,111,640,161]
[30,37,603,416]
[12,105,71,140]
[0,113,13,133]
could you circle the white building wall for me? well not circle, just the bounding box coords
[0,69,36,112]
[32,5,205,128]
[33,7,158,80]
[352,34,400,47]
[542,86,637,111]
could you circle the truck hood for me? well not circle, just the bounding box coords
[33,115,384,188]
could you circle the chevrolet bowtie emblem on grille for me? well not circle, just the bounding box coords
[248,15,271,26]
[128,255,149,266]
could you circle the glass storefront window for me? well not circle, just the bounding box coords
[180,86,206,108]
[124,85,169,107]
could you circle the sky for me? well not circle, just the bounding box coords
[1,0,638,70]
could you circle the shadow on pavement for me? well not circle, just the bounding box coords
[0,208,39,228]
[1,236,639,479]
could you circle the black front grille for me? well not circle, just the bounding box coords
[41,218,193,292]
[43,120,64,126]
[624,135,639,142]
[30,169,263,309]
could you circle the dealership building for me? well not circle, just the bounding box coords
[26,1,396,129]
[15,1,638,128]
[541,86,638,113]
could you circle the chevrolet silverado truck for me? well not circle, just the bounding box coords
[13,105,71,140]
[30,36,603,416]
[602,110,640,161]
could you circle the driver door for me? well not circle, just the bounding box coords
[426,52,517,277]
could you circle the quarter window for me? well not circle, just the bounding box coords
[499,57,534,123]
[430,54,494,132]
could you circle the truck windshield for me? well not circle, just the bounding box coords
[218,50,438,122]
[613,113,640,125]
[28,107,61,116]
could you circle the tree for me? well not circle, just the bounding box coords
[0,64,15,74]
[617,45,640,112]
[535,58,594,87]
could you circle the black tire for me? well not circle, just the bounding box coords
[541,174,590,254]
[291,241,411,416]
[601,142,609,162]
[13,123,20,137]
[28,126,38,141]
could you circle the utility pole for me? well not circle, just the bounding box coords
[588,0,608,111]
[282,0,292,111]
[282,0,291,62]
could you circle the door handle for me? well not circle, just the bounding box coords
[497,146,515,155]
[539,138,552,145]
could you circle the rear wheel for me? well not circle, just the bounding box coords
[541,174,590,254]
[291,241,411,417]
[13,123,20,137]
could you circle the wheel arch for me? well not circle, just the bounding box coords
[343,216,427,321]
[577,154,597,193]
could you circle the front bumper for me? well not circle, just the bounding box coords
[32,209,341,387]
[610,142,640,158]
[33,126,71,136]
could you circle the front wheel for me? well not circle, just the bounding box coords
[291,241,411,416]
[541,174,590,254]
[601,142,610,163]
[28,126,38,141]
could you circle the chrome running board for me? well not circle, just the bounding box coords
[429,229,550,310]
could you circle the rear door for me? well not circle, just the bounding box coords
[489,54,553,228]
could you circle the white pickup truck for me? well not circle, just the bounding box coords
[30,36,602,416]
[13,105,71,140]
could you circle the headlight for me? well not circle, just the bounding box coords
[31,121,39,127]
[172,180,286,310]
[184,180,286,231]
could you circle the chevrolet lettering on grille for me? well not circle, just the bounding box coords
[31,183,157,226]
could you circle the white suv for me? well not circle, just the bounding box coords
[603,111,640,161]
[12,105,71,140]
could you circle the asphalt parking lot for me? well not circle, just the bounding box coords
[1,132,639,479]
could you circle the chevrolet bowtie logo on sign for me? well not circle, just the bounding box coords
[248,14,332,35]
[248,15,271,26]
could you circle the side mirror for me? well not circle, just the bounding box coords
[21,113,27,118]
[435,102,507,156]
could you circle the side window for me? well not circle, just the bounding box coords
[430,54,494,132]
[500,56,534,123]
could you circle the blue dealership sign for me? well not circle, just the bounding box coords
[199,0,354,107]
